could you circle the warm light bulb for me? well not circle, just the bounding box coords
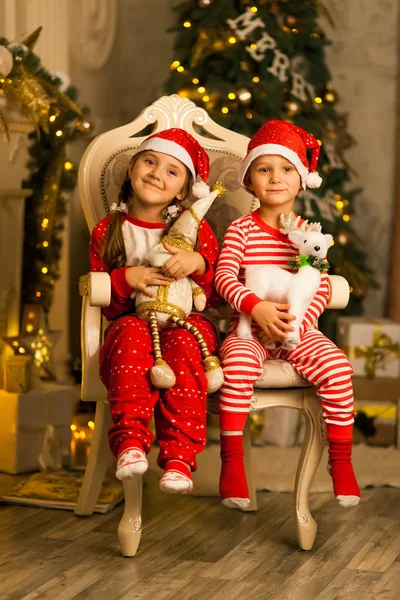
[26,324,34,333]
[192,78,199,84]
[228,92,236,100]
[228,37,236,44]
[64,161,73,170]
[36,291,41,297]
[177,66,184,72]
[198,86,206,93]
[202,95,209,102]
[18,347,26,354]
[183,21,191,28]
[42,218,49,229]
[88,421,95,429]
[55,130,63,137]
[49,115,56,122]
[251,6,258,12]
[70,424,77,431]
[43,241,49,248]
[252,76,260,83]
[343,215,350,222]
[221,107,229,114]
[42,267,48,274]
[314,97,322,104]
[336,200,344,209]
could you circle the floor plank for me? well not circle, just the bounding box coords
[1,469,400,599]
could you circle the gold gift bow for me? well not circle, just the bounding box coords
[343,321,400,378]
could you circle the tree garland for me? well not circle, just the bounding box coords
[0,28,92,313]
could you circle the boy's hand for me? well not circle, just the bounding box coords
[161,243,206,278]
[251,301,296,341]
[125,266,174,298]
[257,331,281,346]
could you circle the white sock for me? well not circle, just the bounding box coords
[159,460,193,494]
[115,447,148,480]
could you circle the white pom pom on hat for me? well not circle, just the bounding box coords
[305,171,322,189]
[192,180,210,198]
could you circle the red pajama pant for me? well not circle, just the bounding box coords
[219,327,355,433]
[99,313,218,470]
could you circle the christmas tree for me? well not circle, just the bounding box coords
[164,0,377,327]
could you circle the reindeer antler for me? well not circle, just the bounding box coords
[279,211,322,234]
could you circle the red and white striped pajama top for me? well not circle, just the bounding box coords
[214,209,354,432]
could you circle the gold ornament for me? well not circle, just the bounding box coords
[284,15,297,27]
[336,231,352,246]
[284,99,301,117]
[324,86,338,104]
[3,305,62,379]
[75,117,94,135]
[237,87,252,104]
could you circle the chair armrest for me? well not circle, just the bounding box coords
[79,272,111,307]
[326,275,350,310]
[80,274,109,402]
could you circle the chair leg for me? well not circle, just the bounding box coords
[243,418,257,511]
[293,390,324,551]
[74,400,114,516]
[118,475,143,557]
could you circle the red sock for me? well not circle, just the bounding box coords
[165,459,192,479]
[326,424,360,501]
[328,440,360,499]
[219,434,249,501]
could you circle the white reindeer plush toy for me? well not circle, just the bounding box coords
[237,212,332,349]
[135,185,225,393]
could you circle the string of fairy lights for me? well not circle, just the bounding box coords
[169,4,352,227]
[165,0,377,300]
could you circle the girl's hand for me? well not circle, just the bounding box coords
[125,266,175,298]
[161,242,206,278]
[251,301,296,342]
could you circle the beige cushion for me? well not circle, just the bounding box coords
[254,359,312,389]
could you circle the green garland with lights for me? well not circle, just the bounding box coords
[164,0,378,330]
[0,28,92,314]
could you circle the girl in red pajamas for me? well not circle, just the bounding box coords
[90,128,220,494]
[215,120,360,509]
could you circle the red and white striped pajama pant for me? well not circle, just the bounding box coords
[219,327,355,434]
[99,313,218,470]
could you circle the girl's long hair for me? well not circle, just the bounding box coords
[101,152,192,271]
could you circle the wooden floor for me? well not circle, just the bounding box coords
[1,470,400,600]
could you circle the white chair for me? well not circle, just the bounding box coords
[75,94,349,555]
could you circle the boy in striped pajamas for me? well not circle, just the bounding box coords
[215,120,360,510]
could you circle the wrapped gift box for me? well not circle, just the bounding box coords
[337,317,400,379]
[0,383,76,474]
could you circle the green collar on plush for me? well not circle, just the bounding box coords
[287,255,330,272]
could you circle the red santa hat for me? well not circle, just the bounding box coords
[241,120,322,190]
[136,128,211,198]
